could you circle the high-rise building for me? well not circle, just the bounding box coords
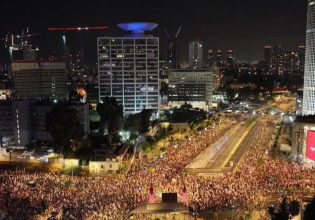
[207,49,225,67]
[285,51,299,75]
[12,61,67,101]
[262,45,305,75]
[264,46,273,71]
[298,45,305,74]
[216,50,224,66]
[98,22,159,116]
[303,0,315,115]
[272,45,285,75]
[207,49,216,67]
[226,49,234,65]
[189,41,203,69]
[164,27,182,69]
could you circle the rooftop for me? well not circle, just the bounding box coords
[117,22,158,35]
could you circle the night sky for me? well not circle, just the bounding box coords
[0,0,307,64]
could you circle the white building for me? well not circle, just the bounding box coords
[302,0,315,115]
[168,68,218,110]
[98,23,159,116]
[89,157,121,175]
[189,41,203,69]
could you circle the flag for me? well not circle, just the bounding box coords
[180,186,188,206]
[147,186,157,203]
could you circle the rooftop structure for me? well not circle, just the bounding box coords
[117,22,158,35]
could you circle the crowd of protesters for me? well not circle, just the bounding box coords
[0,116,314,219]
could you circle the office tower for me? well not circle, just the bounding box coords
[168,68,218,110]
[98,22,159,116]
[303,0,315,115]
[159,59,169,104]
[298,45,305,74]
[189,41,203,69]
[216,49,224,66]
[285,51,299,75]
[272,45,285,75]
[165,27,182,69]
[207,49,215,67]
[226,49,234,65]
[12,61,67,101]
[264,46,273,71]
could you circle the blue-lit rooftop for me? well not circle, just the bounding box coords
[117,22,158,35]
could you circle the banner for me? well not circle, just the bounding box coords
[306,130,315,161]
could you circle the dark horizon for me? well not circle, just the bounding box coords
[0,0,308,63]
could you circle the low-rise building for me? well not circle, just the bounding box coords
[89,156,121,175]
[89,145,129,175]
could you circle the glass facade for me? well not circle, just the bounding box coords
[98,37,159,115]
[303,0,315,115]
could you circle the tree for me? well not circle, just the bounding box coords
[124,114,141,134]
[140,109,153,133]
[289,200,300,217]
[268,197,289,220]
[304,197,315,220]
[45,103,84,154]
[226,87,236,101]
[97,97,123,144]
[123,109,153,134]
[180,102,193,109]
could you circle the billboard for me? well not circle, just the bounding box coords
[306,130,315,161]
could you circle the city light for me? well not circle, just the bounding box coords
[0,1,314,220]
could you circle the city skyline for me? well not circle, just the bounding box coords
[1,1,315,219]
[0,0,307,63]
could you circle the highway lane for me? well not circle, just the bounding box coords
[224,123,261,169]
[205,125,248,168]
[186,119,260,175]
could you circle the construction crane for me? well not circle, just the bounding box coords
[48,26,109,50]
[47,26,109,72]
[1,27,40,48]
[164,26,182,69]
[0,28,40,65]
[48,26,109,31]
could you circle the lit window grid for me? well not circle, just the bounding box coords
[98,37,160,115]
[303,3,315,115]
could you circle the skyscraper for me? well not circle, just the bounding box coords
[272,45,285,75]
[216,50,224,66]
[189,41,203,69]
[165,27,182,69]
[303,0,315,115]
[226,49,234,65]
[264,46,272,71]
[98,23,159,116]
[207,49,215,67]
[298,45,305,74]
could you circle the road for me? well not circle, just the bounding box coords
[186,119,260,175]
[186,124,242,169]
[225,124,261,170]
